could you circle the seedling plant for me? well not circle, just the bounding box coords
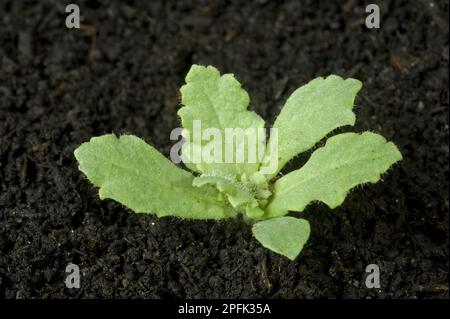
[75,65,402,260]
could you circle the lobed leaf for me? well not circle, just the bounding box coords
[178,65,265,177]
[262,75,362,178]
[74,134,235,219]
[266,132,402,217]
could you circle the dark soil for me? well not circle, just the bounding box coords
[0,0,448,299]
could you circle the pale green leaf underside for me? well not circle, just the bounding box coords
[178,65,265,177]
[74,134,235,219]
[266,132,402,217]
[262,75,362,178]
[252,216,310,260]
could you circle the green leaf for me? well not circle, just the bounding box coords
[193,174,256,208]
[178,65,265,177]
[252,216,310,260]
[74,134,235,219]
[192,174,264,218]
[266,132,402,217]
[262,75,362,178]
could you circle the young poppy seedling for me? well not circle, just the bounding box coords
[74,65,402,260]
